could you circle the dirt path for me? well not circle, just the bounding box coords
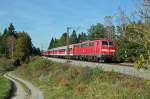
[4,73,44,99]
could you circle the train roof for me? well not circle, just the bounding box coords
[48,39,113,51]
[74,39,113,45]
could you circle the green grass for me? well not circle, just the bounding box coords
[13,57,150,99]
[0,76,11,99]
[0,57,13,99]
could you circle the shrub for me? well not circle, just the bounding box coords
[0,57,14,73]
[29,57,54,71]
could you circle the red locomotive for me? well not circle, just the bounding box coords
[42,39,116,62]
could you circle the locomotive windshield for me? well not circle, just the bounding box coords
[102,41,113,46]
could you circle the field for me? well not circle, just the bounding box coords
[13,57,150,99]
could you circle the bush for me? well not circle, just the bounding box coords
[29,57,54,71]
[0,57,14,73]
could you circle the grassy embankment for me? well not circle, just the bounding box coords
[0,58,13,99]
[0,76,11,99]
[13,57,150,99]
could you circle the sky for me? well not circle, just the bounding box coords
[0,0,138,50]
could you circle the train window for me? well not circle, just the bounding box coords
[89,42,94,46]
[81,43,89,47]
[102,41,113,46]
[60,49,65,52]
[81,44,84,47]
[97,42,100,46]
[74,45,79,48]
[102,41,108,45]
[109,42,113,45]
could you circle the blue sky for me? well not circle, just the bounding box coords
[0,0,138,49]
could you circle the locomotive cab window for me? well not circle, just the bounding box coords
[102,41,108,45]
[102,41,113,46]
[109,42,113,45]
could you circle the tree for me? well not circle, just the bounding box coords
[59,33,67,46]
[54,38,59,47]
[48,37,55,49]
[0,32,2,56]
[128,0,150,70]
[105,25,116,40]
[116,25,122,37]
[115,21,148,62]
[2,23,16,38]
[88,23,106,40]
[7,23,16,37]
[104,16,116,40]
[1,28,9,57]
[2,28,8,37]
[78,32,87,43]
[138,0,150,26]
[0,23,17,58]
[32,47,41,55]
[6,36,16,58]
[14,32,32,63]
[69,30,78,44]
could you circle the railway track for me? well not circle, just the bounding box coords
[46,57,150,80]
[46,57,133,67]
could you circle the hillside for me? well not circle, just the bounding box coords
[13,57,150,99]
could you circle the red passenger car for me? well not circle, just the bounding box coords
[43,39,116,62]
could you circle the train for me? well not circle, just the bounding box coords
[42,39,117,62]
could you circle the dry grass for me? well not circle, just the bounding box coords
[58,79,70,87]
[74,83,88,95]
[13,57,150,99]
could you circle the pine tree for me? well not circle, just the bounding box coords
[54,38,58,47]
[7,23,16,37]
[59,33,67,46]
[48,37,54,49]
[3,28,8,37]
[70,30,78,44]
[78,32,87,43]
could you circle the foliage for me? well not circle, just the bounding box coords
[59,32,68,46]
[0,24,17,58]
[14,32,33,63]
[48,30,88,49]
[78,32,88,43]
[0,23,40,65]
[0,57,14,73]
[88,23,106,40]
[48,37,55,49]
[135,41,150,70]
[131,0,150,70]
[69,30,78,44]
